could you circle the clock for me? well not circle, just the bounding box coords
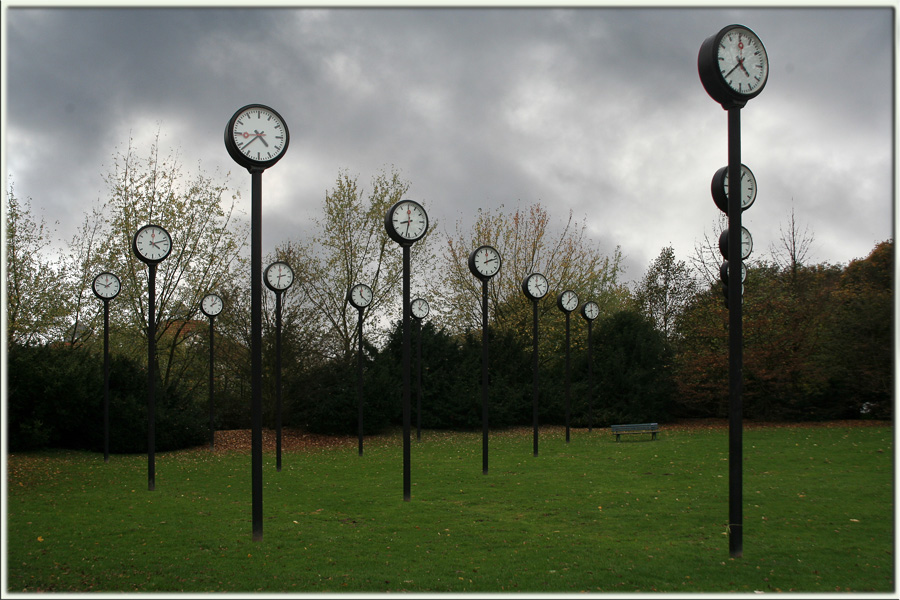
[264,261,294,292]
[224,104,290,170]
[718,226,753,260]
[522,272,549,301]
[711,164,757,213]
[201,293,224,318]
[133,224,173,264]
[92,272,121,300]
[581,300,600,321]
[557,290,578,313]
[348,283,373,310]
[385,199,429,245]
[411,298,429,320]
[468,245,502,280]
[698,24,768,109]
[720,260,748,285]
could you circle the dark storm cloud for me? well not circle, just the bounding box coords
[4,5,894,285]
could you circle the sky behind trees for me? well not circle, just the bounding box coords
[3,4,894,284]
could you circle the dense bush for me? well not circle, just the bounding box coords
[7,344,208,453]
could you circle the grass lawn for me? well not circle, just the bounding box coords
[4,422,894,594]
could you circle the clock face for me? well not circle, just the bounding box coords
[93,272,120,300]
[469,245,501,279]
[522,273,549,301]
[201,293,224,317]
[718,226,753,260]
[348,283,373,309]
[411,298,429,320]
[581,301,600,321]
[385,199,428,245]
[557,290,578,313]
[226,104,289,169]
[712,164,757,213]
[264,261,294,292]
[133,224,172,264]
[716,26,768,96]
[698,24,768,108]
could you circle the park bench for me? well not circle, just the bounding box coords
[610,423,659,442]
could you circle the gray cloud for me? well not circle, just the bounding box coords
[4,5,893,287]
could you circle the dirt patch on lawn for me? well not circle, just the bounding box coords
[196,420,888,452]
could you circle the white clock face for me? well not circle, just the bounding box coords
[231,106,288,163]
[740,227,753,259]
[525,273,548,300]
[717,26,768,96]
[582,301,599,321]
[134,225,172,263]
[201,294,224,317]
[350,283,373,309]
[722,164,757,210]
[411,298,429,319]
[93,272,120,300]
[472,246,501,278]
[559,290,578,313]
[265,261,294,291]
[389,200,428,242]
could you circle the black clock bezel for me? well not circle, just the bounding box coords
[264,261,294,293]
[347,283,373,310]
[468,245,502,281]
[720,260,748,286]
[580,300,600,321]
[698,24,768,110]
[92,272,121,301]
[718,227,753,260]
[557,289,578,313]
[384,199,429,246]
[200,293,224,318]
[132,224,173,265]
[224,104,290,171]
[521,272,549,301]
[411,297,430,320]
[711,164,757,214]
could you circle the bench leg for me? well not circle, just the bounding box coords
[652,432,657,440]
[615,434,620,442]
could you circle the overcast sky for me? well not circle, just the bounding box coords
[2,2,895,287]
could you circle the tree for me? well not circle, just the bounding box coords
[434,203,629,348]
[88,132,247,395]
[299,168,439,362]
[815,240,893,419]
[634,245,698,342]
[4,183,70,345]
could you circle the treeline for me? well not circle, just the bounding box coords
[6,136,892,452]
[9,238,891,452]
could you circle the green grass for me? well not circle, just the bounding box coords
[5,423,894,594]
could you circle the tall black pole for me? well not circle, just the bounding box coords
[275,291,283,472]
[103,299,111,462]
[147,264,157,491]
[481,278,489,474]
[416,318,422,441]
[251,169,263,541]
[565,311,571,444]
[402,245,412,501]
[532,300,539,457]
[357,307,365,456]
[727,108,743,558]
[587,319,593,433]
[209,315,215,450]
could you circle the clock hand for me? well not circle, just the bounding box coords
[254,130,270,147]
[737,57,750,77]
[239,132,260,150]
